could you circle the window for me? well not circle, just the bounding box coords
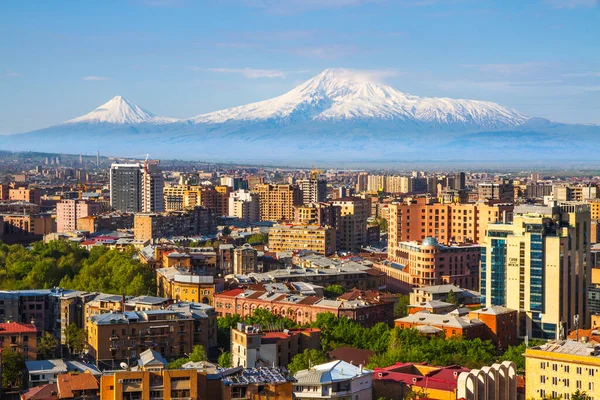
[590,369,595,377]
[540,376,546,384]
[577,367,582,375]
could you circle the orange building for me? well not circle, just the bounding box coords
[8,188,41,205]
[387,197,512,255]
[382,237,481,291]
[0,322,37,360]
[468,306,518,351]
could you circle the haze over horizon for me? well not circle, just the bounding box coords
[1,0,600,134]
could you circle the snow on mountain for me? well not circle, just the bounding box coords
[63,95,179,125]
[190,68,529,128]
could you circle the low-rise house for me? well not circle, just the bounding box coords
[26,359,101,386]
[294,360,373,400]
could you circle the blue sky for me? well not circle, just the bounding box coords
[1,0,599,134]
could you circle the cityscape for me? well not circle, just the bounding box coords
[1,1,600,400]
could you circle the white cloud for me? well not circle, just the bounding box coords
[545,0,599,8]
[5,72,23,77]
[188,67,308,79]
[82,76,111,81]
[564,71,600,77]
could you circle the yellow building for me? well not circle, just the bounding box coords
[332,197,369,251]
[156,267,217,305]
[100,348,201,400]
[482,202,591,340]
[268,224,336,255]
[252,184,302,222]
[525,340,600,400]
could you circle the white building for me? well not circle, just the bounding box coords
[229,189,260,223]
[294,360,373,400]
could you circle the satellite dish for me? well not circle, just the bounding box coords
[120,362,129,370]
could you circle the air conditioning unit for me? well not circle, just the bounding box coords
[118,379,124,384]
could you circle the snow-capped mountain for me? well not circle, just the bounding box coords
[190,68,529,129]
[63,95,179,125]
[6,68,598,164]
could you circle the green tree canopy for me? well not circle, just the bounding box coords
[64,323,87,355]
[37,332,59,360]
[218,351,232,368]
[247,233,268,245]
[323,284,345,299]
[1,350,26,389]
[499,339,545,374]
[168,345,207,369]
[288,349,329,375]
[394,295,411,318]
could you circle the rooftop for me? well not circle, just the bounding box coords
[0,322,37,334]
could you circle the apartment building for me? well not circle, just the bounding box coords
[56,199,103,233]
[268,224,336,255]
[228,189,260,223]
[156,266,217,305]
[525,340,600,400]
[87,302,216,368]
[332,197,369,251]
[233,244,258,275]
[133,207,216,240]
[387,197,513,258]
[253,184,302,222]
[294,361,373,400]
[231,323,321,368]
[477,179,514,203]
[9,187,41,205]
[384,238,480,290]
[0,322,37,360]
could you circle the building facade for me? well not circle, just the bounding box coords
[56,199,102,233]
[268,224,336,255]
[481,202,591,339]
[253,184,302,222]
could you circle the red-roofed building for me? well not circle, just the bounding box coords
[231,323,321,368]
[373,361,518,400]
[19,383,58,400]
[0,322,38,360]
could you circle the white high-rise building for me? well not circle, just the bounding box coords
[298,178,327,204]
[229,189,260,223]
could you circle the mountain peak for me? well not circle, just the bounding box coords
[192,68,529,127]
[62,96,177,125]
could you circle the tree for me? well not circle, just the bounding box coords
[570,390,587,400]
[1,350,26,389]
[217,314,242,350]
[446,291,458,306]
[288,349,329,375]
[37,332,58,360]
[168,345,207,369]
[222,227,232,236]
[64,323,87,355]
[323,284,345,299]
[247,233,268,245]
[218,351,232,368]
[188,345,207,362]
[394,295,411,318]
[499,339,545,374]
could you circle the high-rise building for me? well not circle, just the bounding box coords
[229,189,260,223]
[298,178,327,204]
[387,197,513,257]
[56,199,102,233]
[110,163,143,212]
[481,202,591,340]
[453,172,466,190]
[367,175,386,192]
[386,176,412,194]
[253,184,302,222]
[142,160,165,213]
[332,197,369,251]
[356,172,369,193]
[110,161,164,213]
[478,179,514,203]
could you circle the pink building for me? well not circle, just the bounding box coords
[56,199,101,233]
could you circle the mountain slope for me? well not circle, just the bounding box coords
[5,68,599,164]
[63,96,179,124]
[190,68,529,129]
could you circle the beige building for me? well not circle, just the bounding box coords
[269,224,336,255]
[477,179,514,203]
[133,207,215,241]
[156,267,217,305]
[482,202,591,339]
[332,197,370,251]
[525,340,600,400]
[367,175,386,192]
[231,323,321,368]
[8,187,41,205]
[253,184,302,222]
[233,244,258,275]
